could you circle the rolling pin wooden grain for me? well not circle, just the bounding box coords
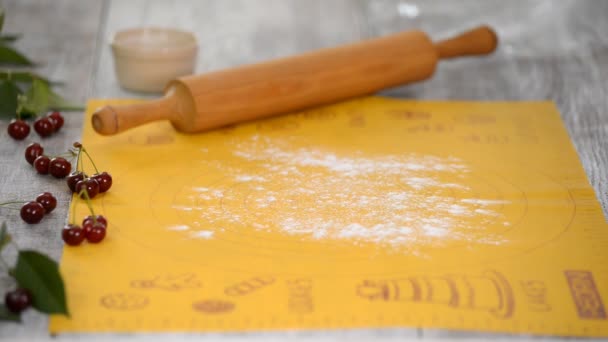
[93,25,498,135]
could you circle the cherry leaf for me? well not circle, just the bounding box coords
[19,79,82,115]
[0,222,10,252]
[0,44,34,66]
[0,34,21,43]
[18,78,48,115]
[0,79,20,119]
[0,7,4,32]
[13,250,69,315]
[0,70,58,85]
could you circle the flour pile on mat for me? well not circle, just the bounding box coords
[174,135,508,249]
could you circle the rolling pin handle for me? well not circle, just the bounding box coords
[434,25,498,59]
[92,94,177,135]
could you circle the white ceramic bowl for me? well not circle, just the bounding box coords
[111,27,198,93]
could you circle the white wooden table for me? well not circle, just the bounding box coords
[0,0,606,340]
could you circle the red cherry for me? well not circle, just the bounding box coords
[66,171,86,192]
[4,288,33,313]
[82,215,108,235]
[48,157,71,178]
[33,155,51,174]
[91,172,112,193]
[75,178,99,199]
[47,111,64,131]
[86,224,106,243]
[61,224,85,246]
[24,143,44,165]
[82,215,107,228]
[35,192,57,213]
[20,201,45,224]
[33,117,55,137]
[7,119,30,140]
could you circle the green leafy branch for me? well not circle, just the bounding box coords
[0,223,69,322]
[0,7,32,67]
[0,71,60,85]
[0,6,70,323]
[0,6,83,120]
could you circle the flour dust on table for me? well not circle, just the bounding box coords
[168,135,509,254]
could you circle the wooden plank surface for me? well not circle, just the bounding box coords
[0,0,607,340]
[0,0,106,339]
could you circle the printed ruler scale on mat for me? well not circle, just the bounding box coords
[50,97,608,337]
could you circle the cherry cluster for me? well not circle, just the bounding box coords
[18,140,113,246]
[24,143,71,178]
[7,111,64,140]
[68,142,112,199]
[19,192,57,224]
[63,215,107,246]
[62,142,112,246]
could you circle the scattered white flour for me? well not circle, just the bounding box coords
[461,199,510,205]
[233,144,467,178]
[170,135,509,251]
[189,230,214,239]
[171,205,193,212]
[168,225,190,231]
[236,175,266,182]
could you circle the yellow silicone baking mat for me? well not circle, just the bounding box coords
[50,97,608,336]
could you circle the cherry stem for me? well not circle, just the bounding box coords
[80,151,84,173]
[0,201,25,206]
[77,188,96,219]
[54,152,73,158]
[71,193,77,226]
[0,207,21,212]
[76,146,82,173]
[81,148,99,173]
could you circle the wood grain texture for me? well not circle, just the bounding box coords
[0,0,606,340]
[92,25,497,135]
[95,29,441,134]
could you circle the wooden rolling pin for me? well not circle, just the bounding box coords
[92,25,498,135]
